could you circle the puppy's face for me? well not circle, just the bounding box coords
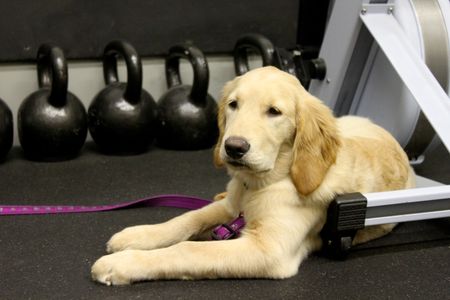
[216,67,298,174]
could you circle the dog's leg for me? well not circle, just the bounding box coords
[92,202,323,285]
[352,223,397,245]
[92,237,298,286]
[213,192,227,201]
[106,200,236,253]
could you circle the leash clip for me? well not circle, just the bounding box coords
[211,215,245,240]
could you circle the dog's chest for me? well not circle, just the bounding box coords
[236,183,260,213]
[235,180,281,218]
[232,177,301,217]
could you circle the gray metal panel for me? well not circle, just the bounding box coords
[333,25,374,116]
[308,0,364,108]
[361,9,450,153]
[403,0,450,158]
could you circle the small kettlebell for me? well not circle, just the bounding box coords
[0,98,13,162]
[18,44,87,161]
[234,33,277,75]
[88,40,157,154]
[156,44,218,150]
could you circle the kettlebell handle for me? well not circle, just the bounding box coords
[165,44,209,105]
[233,34,277,75]
[37,44,69,107]
[102,40,143,104]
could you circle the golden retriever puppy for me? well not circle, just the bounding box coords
[91,66,415,285]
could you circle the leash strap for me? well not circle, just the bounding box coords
[0,194,245,240]
[0,194,210,215]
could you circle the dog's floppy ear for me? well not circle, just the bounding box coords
[291,86,341,196]
[214,79,238,167]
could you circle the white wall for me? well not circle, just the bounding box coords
[0,55,251,145]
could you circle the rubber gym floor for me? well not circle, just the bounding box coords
[1,142,449,299]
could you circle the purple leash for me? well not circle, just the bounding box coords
[0,194,246,240]
[0,194,210,215]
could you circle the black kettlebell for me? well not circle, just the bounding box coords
[0,98,13,162]
[156,44,218,150]
[18,44,87,161]
[88,40,157,154]
[234,34,326,88]
[233,33,278,75]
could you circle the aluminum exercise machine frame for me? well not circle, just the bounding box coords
[313,0,450,258]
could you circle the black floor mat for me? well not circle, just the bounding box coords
[1,143,449,299]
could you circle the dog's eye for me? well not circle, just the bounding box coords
[228,100,238,110]
[267,106,282,116]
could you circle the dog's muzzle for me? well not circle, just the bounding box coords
[224,136,250,160]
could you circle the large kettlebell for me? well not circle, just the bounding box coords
[0,98,13,162]
[233,33,278,75]
[88,40,157,154]
[156,44,218,150]
[18,44,87,161]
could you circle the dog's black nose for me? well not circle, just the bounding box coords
[224,136,250,159]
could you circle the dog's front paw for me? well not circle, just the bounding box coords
[107,225,156,253]
[91,250,142,286]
